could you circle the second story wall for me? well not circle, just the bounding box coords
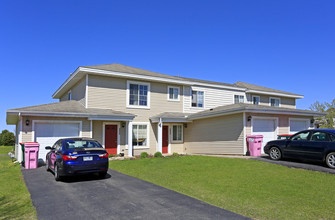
[246,94,296,109]
[87,75,184,121]
[60,77,86,106]
[183,85,245,113]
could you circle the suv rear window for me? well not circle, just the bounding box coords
[64,140,103,149]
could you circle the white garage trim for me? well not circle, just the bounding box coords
[102,122,120,154]
[251,116,278,154]
[31,120,83,141]
[289,118,310,134]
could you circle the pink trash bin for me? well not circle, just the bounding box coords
[24,142,40,169]
[247,135,263,156]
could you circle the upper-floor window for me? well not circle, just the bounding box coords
[252,96,260,105]
[68,91,71,100]
[270,97,280,107]
[234,95,244,104]
[127,81,150,108]
[192,90,204,107]
[168,86,180,101]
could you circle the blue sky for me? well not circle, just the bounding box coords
[1,0,334,133]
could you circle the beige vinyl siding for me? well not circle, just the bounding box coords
[20,116,91,143]
[183,85,245,113]
[59,77,86,106]
[184,113,244,155]
[245,113,313,136]
[170,143,184,154]
[246,94,296,109]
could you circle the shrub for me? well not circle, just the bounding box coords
[172,152,179,157]
[140,152,149,159]
[154,152,163,158]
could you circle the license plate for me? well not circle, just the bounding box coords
[83,156,93,161]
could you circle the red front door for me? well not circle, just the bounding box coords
[162,126,168,154]
[105,124,118,155]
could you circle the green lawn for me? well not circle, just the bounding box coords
[110,155,335,220]
[0,155,36,220]
[0,146,14,154]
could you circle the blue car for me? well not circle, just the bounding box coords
[45,138,109,181]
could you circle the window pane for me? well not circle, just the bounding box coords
[291,131,310,140]
[169,88,174,99]
[198,92,204,107]
[253,97,259,105]
[173,125,177,140]
[234,95,239,104]
[173,88,179,99]
[172,125,182,141]
[192,91,197,107]
[311,132,330,142]
[239,95,244,103]
[271,98,279,107]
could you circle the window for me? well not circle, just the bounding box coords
[252,96,260,105]
[132,124,148,148]
[234,95,244,104]
[172,125,183,142]
[192,90,204,107]
[270,97,280,107]
[310,132,330,142]
[291,131,310,141]
[68,91,71,100]
[127,81,150,108]
[168,86,180,101]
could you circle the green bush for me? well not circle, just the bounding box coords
[172,152,179,157]
[154,152,163,158]
[140,152,149,159]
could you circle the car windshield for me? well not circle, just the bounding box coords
[64,140,103,149]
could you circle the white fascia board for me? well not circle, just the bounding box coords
[87,117,134,121]
[245,90,304,99]
[53,67,246,98]
[151,118,189,123]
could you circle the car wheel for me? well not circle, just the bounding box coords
[269,147,282,160]
[54,163,61,181]
[46,159,50,172]
[326,152,335,169]
[98,171,107,179]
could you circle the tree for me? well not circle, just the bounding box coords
[310,99,335,129]
[0,130,15,146]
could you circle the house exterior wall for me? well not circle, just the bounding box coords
[183,85,245,113]
[20,116,91,143]
[245,113,313,136]
[59,77,86,106]
[184,113,244,155]
[246,94,296,109]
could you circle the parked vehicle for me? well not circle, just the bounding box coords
[45,138,109,181]
[277,134,292,140]
[264,129,335,168]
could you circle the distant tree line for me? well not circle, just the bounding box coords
[310,99,335,129]
[0,130,15,146]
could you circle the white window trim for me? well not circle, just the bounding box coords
[130,122,150,149]
[167,86,180,101]
[269,97,281,107]
[171,124,183,143]
[126,80,151,109]
[68,90,72,100]
[288,118,311,134]
[252,95,260,105]
[191,90,205,108]
[31,120,83,142]
[234,94,245,104]
[102,122,121,154]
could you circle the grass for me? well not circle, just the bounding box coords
[0,146,14,155]
[110,155,335,220]
[0,155,36,220]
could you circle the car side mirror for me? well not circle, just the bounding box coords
[45,146,52,150]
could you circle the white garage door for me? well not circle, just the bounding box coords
[35,122,80,162]
[252,119,277,154]
[290,119,309,134]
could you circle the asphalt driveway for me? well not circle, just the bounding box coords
[252,156,335,174]
[22,167,249,220]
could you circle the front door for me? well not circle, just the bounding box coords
[105,124,118,155]
[162,126,169,154]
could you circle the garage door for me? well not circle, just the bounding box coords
[252,119,277,154]
[290,119,309,134]
[35,122,80,162]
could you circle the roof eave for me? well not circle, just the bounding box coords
[245,89,304,99]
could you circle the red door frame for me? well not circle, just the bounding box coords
[104,124,118,155]
[162,125,169,154]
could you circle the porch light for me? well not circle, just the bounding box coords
[25,119,30,126]
[247,116,252,121]
[310,119,315,124]
[184,123,187,128]
[121,122,126,127]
